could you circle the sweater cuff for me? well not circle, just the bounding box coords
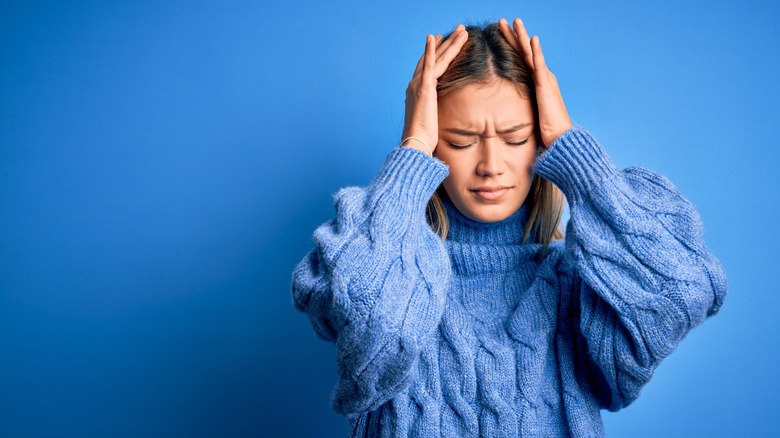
[531,123,619,205]
[368,145,450,215]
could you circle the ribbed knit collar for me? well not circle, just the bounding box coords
[441,191,530,246]
[440,192,541,276]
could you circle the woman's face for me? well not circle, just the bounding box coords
[434,79,539,223]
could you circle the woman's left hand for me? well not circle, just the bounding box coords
[499,18,572,149]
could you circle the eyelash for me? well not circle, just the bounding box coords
[448,139,529,149]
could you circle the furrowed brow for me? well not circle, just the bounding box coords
[496,122,533,134]
[443,128,481,136]
[443,122,533,136]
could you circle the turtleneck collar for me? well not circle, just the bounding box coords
[438,191,543,276]
[440,191,530,246]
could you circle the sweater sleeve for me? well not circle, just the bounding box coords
[533,123,728,412]
[290,145,452,415]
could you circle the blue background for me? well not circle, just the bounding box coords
[2,0,778,436]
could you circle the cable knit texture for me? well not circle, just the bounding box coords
[290,124,728,437]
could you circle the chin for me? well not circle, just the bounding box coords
[466,205,515,223]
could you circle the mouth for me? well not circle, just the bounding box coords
[469,186,512,201]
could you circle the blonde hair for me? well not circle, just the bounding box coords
[425,21,565,261]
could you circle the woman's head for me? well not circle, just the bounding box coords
[426,22,564,258]
[437,22,536,104]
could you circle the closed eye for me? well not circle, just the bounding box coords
[447,138,530,149]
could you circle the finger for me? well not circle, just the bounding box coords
[413,26,461,81]
[531,35,548,73]
[434,24,465,58]
[498,18,520,53]
[433,28,469,77]
[512,18,535,71]
[412,32,440,80]
[421,34,436,88]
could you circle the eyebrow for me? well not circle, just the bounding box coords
[443,122,533,136]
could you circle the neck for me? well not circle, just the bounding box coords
[437,190,542,276]
[440,190,530,246]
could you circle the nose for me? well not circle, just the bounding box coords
[476,138,505,177]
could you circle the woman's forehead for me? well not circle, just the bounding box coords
[439,82,535,131]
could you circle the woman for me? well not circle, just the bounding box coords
[291,18,727,437]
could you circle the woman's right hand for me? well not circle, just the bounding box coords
[401,24,469,156]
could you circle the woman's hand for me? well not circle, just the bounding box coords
[498,18,572,149]
[401,25,469,156]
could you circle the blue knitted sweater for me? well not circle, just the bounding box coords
[291,124,727,437]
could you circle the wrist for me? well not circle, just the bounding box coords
[542,122,574,148]
[401,136,434,156]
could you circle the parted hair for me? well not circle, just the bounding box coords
[425,21,565,261]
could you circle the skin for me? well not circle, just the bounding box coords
[402,18,573,222]
[434,80,539,223]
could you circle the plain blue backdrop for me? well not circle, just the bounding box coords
[2,0,778,436]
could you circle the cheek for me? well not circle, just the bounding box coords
[442,164,466,188]
[509,146,538,169]
[439,160,471,195]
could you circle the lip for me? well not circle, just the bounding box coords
[469,185,512,201]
